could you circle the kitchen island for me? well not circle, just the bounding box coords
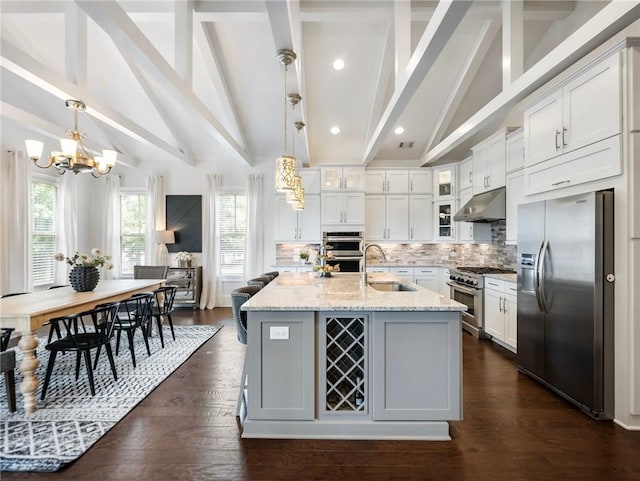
[239,272,466,440]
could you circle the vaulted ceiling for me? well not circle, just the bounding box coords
[1,1,637,176]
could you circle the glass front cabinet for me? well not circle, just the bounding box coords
[434,200,456,241]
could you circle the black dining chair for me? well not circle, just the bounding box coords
[230,286,261,345]
[133,265,169,279]
[149,286,178,347]
[1,350,16,412]
[0,293,29,354]
[112,293,154,368]
[41,302,120,399]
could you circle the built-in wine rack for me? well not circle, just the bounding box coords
[324,315,367,412]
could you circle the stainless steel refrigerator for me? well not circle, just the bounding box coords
[517,190,614,420]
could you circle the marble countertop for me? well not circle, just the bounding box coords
[484,273,517,283]
[242,272,467,312]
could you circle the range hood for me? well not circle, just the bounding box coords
[453,187,506,223]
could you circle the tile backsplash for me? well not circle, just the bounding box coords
[276,221,517,270]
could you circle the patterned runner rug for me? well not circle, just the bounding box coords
[0,325,220,472]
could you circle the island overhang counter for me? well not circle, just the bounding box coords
[238,272,467,440]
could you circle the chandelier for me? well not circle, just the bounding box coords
[274,49,298,193]
[25,99,118,178]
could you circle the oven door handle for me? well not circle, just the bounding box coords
[328,256,363,261]
[446,282,480,296]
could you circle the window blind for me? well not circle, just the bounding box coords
[31,181,58,286]
[219,193,246,276]
[120,193,147,276]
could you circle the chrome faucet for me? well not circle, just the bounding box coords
[361,244,388,286]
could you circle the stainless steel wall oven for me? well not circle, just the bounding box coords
[322,231,364,272]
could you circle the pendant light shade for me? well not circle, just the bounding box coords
[275,155,296,192]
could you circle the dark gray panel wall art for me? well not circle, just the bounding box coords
[166,195,202,253]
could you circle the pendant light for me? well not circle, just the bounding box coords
[274,49,297,192]
[288,120,306,210]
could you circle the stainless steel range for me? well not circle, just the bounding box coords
[448,266,515,338]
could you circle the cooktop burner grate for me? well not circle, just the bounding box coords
[456,266,515,275]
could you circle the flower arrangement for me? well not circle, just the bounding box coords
[176,251,193,262]
[55,248,114,269]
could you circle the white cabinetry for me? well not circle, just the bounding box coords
[365,195,409,241]
[438,268,451,297]
[505,170,525,244]
[365,170,408,194]
[365,266,389,273]
[456,188,491,242]
[484,278,517,352]
[275,195,321,242]
[458,156,473,192]
[389,267,413,281]
[472,130,507,194]
[434,200,456,241]
[414,267,439,293]
[321,167,365,191]
[432,165,457,200]
[409,170,433,193]
[321,192,365,227]
[409,195,433,242]
[300,169,321,194]
[506,130,524,173]
[524,53,621,167]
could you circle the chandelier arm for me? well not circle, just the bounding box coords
[32,156,56,169]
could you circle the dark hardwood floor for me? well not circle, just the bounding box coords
[5,308,640,481]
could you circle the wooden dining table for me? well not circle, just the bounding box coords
[0,279,165,413]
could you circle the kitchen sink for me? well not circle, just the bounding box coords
[368,281,416,292]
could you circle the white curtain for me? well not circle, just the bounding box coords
[244,173,263,280]
[0,150,31,294]
[200,174,221,309]
[145,175,165,265]
[102,175,121,279]
[55,174,78,285]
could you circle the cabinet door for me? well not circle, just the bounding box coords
[386,171,409,193]
[506,130,524,173]
[433,165,456,199]
[365,171,386,193]
[320,193,342,224]
[365,195,386,240]
[390,267,413,282]
[438,268,450,297]
[414,276,439,293]
[486,133,506,190]
[563,53,621,153]
[385,195,409,240]
[275,195,299,241]
[343,193,365,225]
[484,286,504,341]
[434,201,455,241]
[300,169,321,194]
[524,89,563,167]
[506,170,525,243]
[458,157,473,191]
[409,195,433,242]
[504,290,518,350]
[298,195,321,242]
[409,170,433,194]
[472,145,487,194]
[321,167,343,190]
[343,167,365,191]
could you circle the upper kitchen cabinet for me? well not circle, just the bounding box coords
[458,156,473,192]
[433,200,456,241]
[524,52,621,168]
[275,195,321,242]
[471,129,508,195]
[321,192,365,228]
[365,170,408,194]
[299,169,321,194]
[432,165,457,200]
[409,195,433,242]
[365,195,409,241]
[506,129,524,173]
[321,167,365,191]
[409,170,433,194]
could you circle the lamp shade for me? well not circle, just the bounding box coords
[275,156,296,192]
[154,230,175,244]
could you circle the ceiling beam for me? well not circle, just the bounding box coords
[266,0,310,167]
[175,0,193,87]
[364,22,393,147]
[394,0,411,89]
[423,19,500,154]
[503,0,524,88]
[65,2,87,86]
[77,0,252,166]
[0,39,189,164]
[195,22,249,154]
[362,0,472,164]
[422,0,640,164]
[0,101,138,169]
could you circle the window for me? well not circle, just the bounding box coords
[219,192,246,276]
[31,181,58,286]
[120,192,146,276]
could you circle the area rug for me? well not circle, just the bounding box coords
[0,325,220,472]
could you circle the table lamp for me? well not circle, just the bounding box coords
[155,230,175,266]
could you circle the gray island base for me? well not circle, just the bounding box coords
[239,272,467,440]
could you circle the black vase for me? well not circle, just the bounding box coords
[69,266,100,292]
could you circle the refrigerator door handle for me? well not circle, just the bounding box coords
[538,240,550,313]
[533,240,545,313]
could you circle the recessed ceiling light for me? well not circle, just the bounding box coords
[394,126,405,135]
[330,126,340,135]
[333,59,345,71]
